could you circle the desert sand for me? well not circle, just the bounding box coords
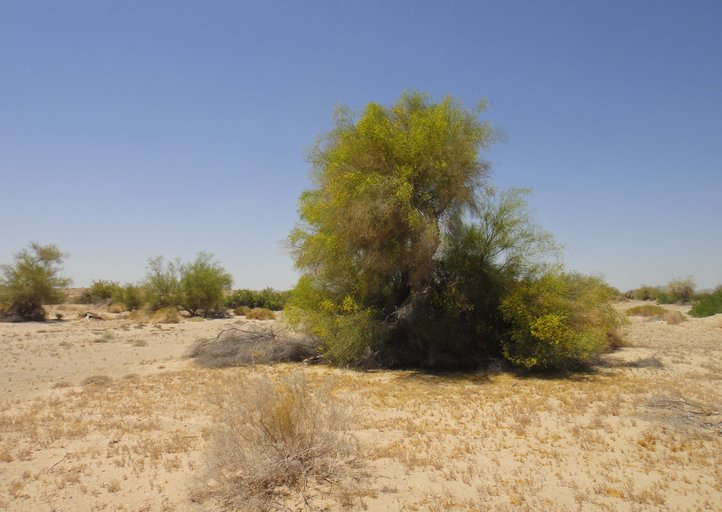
[0,301,721,511]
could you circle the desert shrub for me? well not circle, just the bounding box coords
[144,256,181,310]
[665,277,695,304]
[144,253,233,317]
[79,280,121,304]
[226,288,291,311]
[245,307,276,320]
[187,326,317,367]
[500,272,624,370]
[625,285,663,301]
[663,310,686,325]
[689,287,722,318]
[233,305,251,316]
[82,375,113,386]
[150,306,181,323]
[111,283,145,311]
[107,303,128,314]
[626,304,668,317]
[178,253,233,317]
[194,372,354,511]
[0,242,71,321]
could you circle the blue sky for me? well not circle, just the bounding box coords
[1,1,720,291]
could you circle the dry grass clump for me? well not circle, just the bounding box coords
[233,305,251,316]
[625,304,687,325]
[151,307,181,324]
[626,304,667,317]
[663,310,686,325]
[107,303,128,314]
[194,372,356,511]
[245,307,276,320]
[187,326,317,368]
[81,375,113,386]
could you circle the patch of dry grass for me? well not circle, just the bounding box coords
[193,371,358,511]
[245,307,276,320]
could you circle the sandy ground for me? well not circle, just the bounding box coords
[0,301,721,511]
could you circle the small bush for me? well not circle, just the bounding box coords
[626,304,667,317]
[663,310,686,325]
[500,272,624,370]
[111,284,145,311]
[689,287,722,318]
[624,285,662,301]
[79,280,121,304]
[188,326,317,368]
[245,308,276,320]
[233,305,251,316]
[194,372,354,511]
[150,307,181,324]
[107,303,128,314]
[82,375,113,386]
[666,277,695,304]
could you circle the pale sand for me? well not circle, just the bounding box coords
[0,301,720,510]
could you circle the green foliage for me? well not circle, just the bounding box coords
[500,272,623,370]
[144,256,181,310]
[111,283,145,311]
[178,253,233,317]
[226,287,290,311]
[0,242,71,321]
[79,280,121,304]
[626,304,667,317]
[689,286,722,318]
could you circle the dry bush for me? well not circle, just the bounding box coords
[81,375,113,386]
[233,305,251,316]
[187,326,317,368]
[150,307,181,324]
[245,307,276,320]
[194,372,356,511]
[626,304,667,318]
[107,303,128,314]
[663,310,686,325]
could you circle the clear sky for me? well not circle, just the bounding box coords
[1,1,720,292]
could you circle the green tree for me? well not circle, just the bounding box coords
[178,253,233,317]
[0,243,71,321]
[288,92,620,370]
[144,256,181,310]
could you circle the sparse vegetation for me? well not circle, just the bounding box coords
[195,372,354,511]
[0,243,71,321]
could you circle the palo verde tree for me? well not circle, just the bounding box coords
[145,253,232,317]
[0,242,71,321]
[178,252,233,317]
[288,92,620,370]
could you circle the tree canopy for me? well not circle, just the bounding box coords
[0,242,71,321]
[288,92,621,370]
